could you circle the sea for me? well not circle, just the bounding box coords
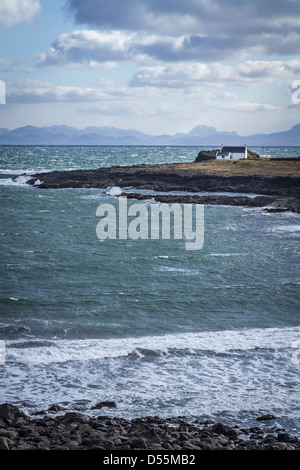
[0,145,299,435]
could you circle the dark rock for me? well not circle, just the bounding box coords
[132,423,162,444]
[26,163,300,199]
[277,432,299,443]
[195,150,218,162]
[237,440,266,450]
[26,163,300,213]
[15,443,34,450]
[0,403,299,450]
[130,437,147,449]
[250,433,264,440]
[247,150,260,159]
[0,429,18,439]
[48,404,65,413]
[91,401,117,410]
[256,414,277,421]
[89,444,107,450]
[183,441,202,450]
[124,191,300,213]
[262,434,277,444]
[60,412,88,424]
[267,442,289,450]
[0,436,10,450]
[0,404,27,424]
[250,426,264,433]
[209,422,241,438]
[179,432,190,441]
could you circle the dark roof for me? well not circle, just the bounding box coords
[221,146,246,153]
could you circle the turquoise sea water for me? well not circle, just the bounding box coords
[0,146,299,434]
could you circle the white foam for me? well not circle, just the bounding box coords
[207,253,247,257]
[157,266,198,274]
[0,169,35,175]
[0,174,32,187]
[0,178,16,186]
[6,326,300,366]
[106,186,123,196]
[13,175,32,185]
[272,225,300,233]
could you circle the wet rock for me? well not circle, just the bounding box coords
[27,162,300,199]
[130,437,147,449]
[0,404,299,450]
[0,429,18,439]
[267,442,289,450]
[32,410,46,416]
[277,432,299,443]
[48,404,65,413]
[0,404,27,424]
[256,414,277,421]
[250,433,264,440]
[91,401,117,410]
[60,412,88,424]
[209,422,241,438]
[0,436,10,450]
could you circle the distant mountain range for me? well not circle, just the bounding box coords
[0,124,299,146]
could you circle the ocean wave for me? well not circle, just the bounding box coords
[0,174,33,187]
[270,224,300,233]
[106,186,123,196]
[0,169,36,175]
[4,326,300,366]
[0,324,31,338]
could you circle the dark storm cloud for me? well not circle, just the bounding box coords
[66,0,300,35]
[134,35,249,62]
[64,0,300,61]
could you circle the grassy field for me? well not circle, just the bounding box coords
[160,158,300,177]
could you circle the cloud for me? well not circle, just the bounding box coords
[63,1,300,62]
[219,102,281,113]
[66,0,300,36]
[6,79,109,103]
[0,58,34,72]
[6,79,153,107]
[0,0,40,27]
[5,78,166,123]
[129,60,300,89]
[36,30,133,68]
[36,25,300,70]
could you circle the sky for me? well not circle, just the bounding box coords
[0,0,300,135]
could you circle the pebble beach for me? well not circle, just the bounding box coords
[1,404,299,451]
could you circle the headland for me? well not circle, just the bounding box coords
[24,157,300,213]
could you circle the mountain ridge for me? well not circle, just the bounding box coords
[0,124,299,146]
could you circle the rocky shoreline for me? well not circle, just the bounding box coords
[0,404,299,451]
[23,158,300,213]
[122,192,300,213]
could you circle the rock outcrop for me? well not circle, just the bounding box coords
[20,157,300,212]
[25,163,298,197]
[194,150,219,161]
